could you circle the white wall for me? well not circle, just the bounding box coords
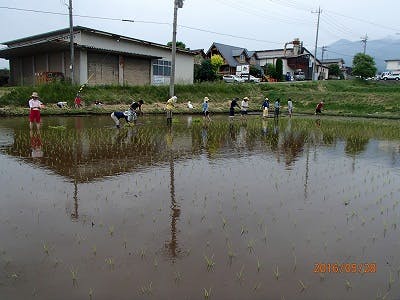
[386,61,400,71]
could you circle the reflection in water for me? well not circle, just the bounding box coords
[2,116,400,183]
[30,130,43,158]
[164,123,181,260]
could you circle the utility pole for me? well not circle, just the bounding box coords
[312,7,321,81]
[361,34,368,54]
[169,0,184,98]
[68,0,74,83]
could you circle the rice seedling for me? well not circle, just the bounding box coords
[204,287,211,299]
[89,288,94,300]
[139,281,153,296]
[70,267,78,286]
[42,242,50,255]
[204,255,215,271]
[345,280,352,290]
[298,280,306,292]
[105,257,114,270]
[174,271,181,283]
[92,245,97,256]
[253,282,261,292]
[257,258,261,272]
[236,265,245,282]
[274,266,280,280]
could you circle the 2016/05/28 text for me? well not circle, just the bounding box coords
[313,263,377,274]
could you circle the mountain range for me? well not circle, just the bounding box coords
[320,36,400,72]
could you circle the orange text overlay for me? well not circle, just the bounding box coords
[313,263,377,274]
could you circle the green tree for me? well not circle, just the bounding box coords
[275,58,283,81]
[352,53,377,79]
[264,63,277,79]
[250,65,263,78]
[328,64,341,77]
[210,55,224,74]
[167,41,187,50]
[194,59,216,82]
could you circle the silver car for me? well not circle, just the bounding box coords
[223,75,245,83]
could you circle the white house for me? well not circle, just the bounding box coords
[0,26,195,86]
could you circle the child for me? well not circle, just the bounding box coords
[110,108,136,128]
[202,97,211,121]
[241,97,249,117]
[262,97,270,118]
[315,101,324,114]
[287,98,293,118]
[274,98,280,118]
[28,92,44,130]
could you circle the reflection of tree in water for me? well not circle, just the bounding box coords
[345,135,369,156]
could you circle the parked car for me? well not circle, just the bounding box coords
[240,74,261,83]
[293,70,305,81]
[222,75,245,83]
[381,72,400,80]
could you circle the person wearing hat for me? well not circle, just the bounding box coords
[202,97,211,121]
[241,97,249,117]
[315,101,324,115]
[261,97,270,118]
[165,96,177,124]
[28,92,44,130]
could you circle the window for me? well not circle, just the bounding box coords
[153,59,171,76]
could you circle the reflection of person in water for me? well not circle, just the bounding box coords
[30,130,43,158]
[262,119,269,136]
[315,118,321,128]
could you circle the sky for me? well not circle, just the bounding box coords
[1,0,400,68]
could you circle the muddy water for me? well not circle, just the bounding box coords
[0,115,399,300]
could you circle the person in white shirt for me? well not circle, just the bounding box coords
[28,92,44,130]
[241,97,249,117]
[287,98,293,118]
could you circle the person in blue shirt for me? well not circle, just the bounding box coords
[274,98,280,118]
[262,97,270,118]
[202,97,211,121]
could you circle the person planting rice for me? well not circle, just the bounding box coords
[229,97,241,119]
[28,92,44,130]
[111,107,136,128]
[315,101,324,115]
[130,99,144,116]
[165,96,177,124]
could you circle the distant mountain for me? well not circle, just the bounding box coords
[319,37,400,72]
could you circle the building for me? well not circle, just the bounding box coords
[0,26,195,86]
[384,59,400,72]
[256,39,328,80]
[206,42,256,75]
[206,39,327,80]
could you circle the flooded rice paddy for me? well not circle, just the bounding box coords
[0,114,399,300]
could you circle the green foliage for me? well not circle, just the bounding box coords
[328,64,341,77]
[352,53,377,79]
[264,63,277,79]
[195,60,216,82]
[166,41,187,49]
[276,59,283,81]
[250,65,263,78]
[210,55,224,74]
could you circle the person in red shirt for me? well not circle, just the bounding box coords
[315,101,324,115]
[74,94,82,108]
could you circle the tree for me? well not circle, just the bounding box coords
[328,64,341,77]
[352,53,377,79]
[264,63,277,79]
[275,58,283,81]
[250,65,263,78]
[167,41,187,50]
[194,59,216,82]
[210,55,224,74]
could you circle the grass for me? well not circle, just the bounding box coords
[1,80,400,118]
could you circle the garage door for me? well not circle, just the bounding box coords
[124,57,150,85]
[87,53,119,85]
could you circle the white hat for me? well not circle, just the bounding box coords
[31,92,39,97]
[243,97,249,101]
[204,97,209,102]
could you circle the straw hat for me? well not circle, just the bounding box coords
[31,92,39,98]
[243,97,249,101]
[204,97,209,102]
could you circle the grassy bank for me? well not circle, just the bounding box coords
[1,80,400,118]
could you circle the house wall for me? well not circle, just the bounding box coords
[87,52,118,85]
[81,32,194,85]
[124,57,151,85]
